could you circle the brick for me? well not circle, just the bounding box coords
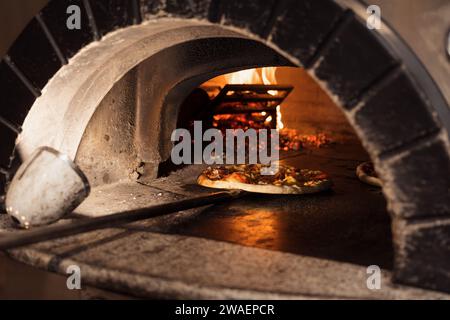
[270,0,344,64]
[314,16,398,108]
[7,18,62,90]
[41,0,95,60]
[221,0,277,37]
[0,172,6,204]
[354,71,440,156]
[393,217,450,293]
[141,0,211,19]
[89,0,137,36]
[140,0,167,16]
[380,136,450,218]
[0,60,36,126]
[0,123,17,169]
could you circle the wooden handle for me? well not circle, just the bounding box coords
[0,190,244,251]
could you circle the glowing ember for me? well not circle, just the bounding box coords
[279,129,332,151]
[214,113,271,131]
[213,116,332,151]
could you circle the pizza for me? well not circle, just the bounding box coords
[356,162,382,187]
[197,164,332,194]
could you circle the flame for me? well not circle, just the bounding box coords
[276,105,284,130]
[261,67,277,84]
[224,67,278,87]
[261,67,278,96]
[262,67,284,130]
[225,68,262,84]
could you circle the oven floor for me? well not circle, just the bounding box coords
[163,141,393,269]
[3,138,430,299]
[72,138,392,269]
[72,138,393,269]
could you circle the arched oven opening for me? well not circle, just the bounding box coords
[156,66,393,268]
[0,0,449,299]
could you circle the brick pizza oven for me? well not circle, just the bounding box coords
[0,0,449,298]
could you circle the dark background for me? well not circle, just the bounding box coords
[0,0,48,57]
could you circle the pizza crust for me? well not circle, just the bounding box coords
[356,162,382,187]
[197,171,333,195]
